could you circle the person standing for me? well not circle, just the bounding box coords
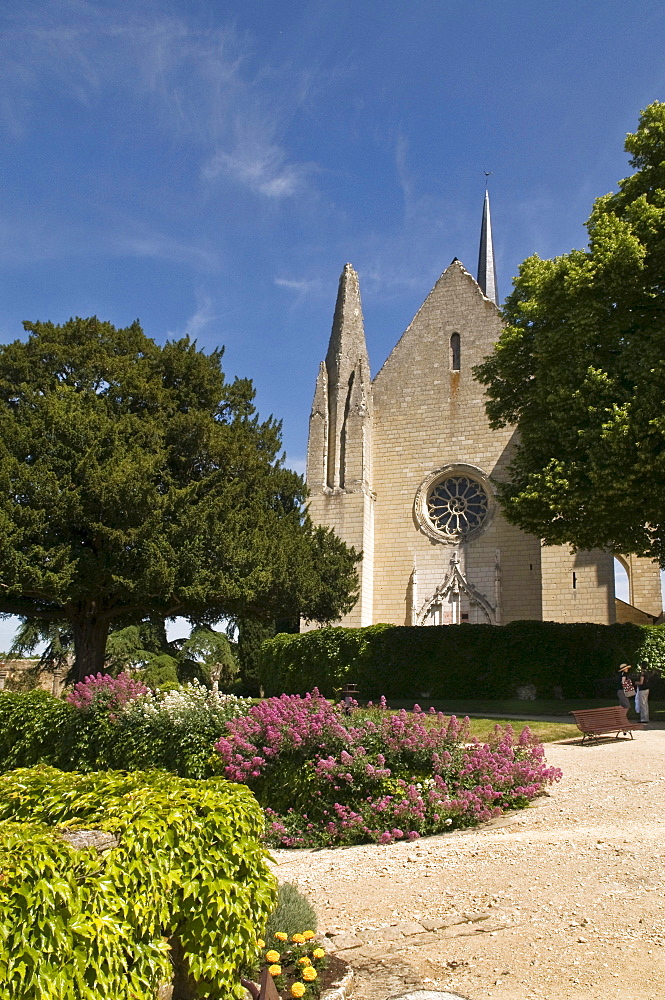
[617,663,635,712]
[634,661,652,724]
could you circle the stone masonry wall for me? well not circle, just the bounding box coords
[370,261,544,626]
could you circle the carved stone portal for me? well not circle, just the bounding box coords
[417,552,495,626]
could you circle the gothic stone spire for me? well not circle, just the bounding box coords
[477,188,499,305]
[324,263,371,489]
[325,263,369,380]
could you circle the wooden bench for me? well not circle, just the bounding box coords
[571,706,645,744]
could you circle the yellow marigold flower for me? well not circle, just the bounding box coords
[292,933,306,944]
[303,968,318,982]
[302,930,315,940]
[257,939,265,949]
[274,932,288,942]
[265,950,281,963]
[291,983,306,998]
[268,965,281,976]
[298,957,312,966]
[312,948,325,959]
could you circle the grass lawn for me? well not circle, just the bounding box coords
[353,703,580,743]
[464,717,578,743]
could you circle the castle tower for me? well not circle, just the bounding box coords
[305,264,374,626]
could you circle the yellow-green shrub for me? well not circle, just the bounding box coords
[0,767,276,999]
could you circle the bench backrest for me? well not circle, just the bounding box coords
[571,707,629,728]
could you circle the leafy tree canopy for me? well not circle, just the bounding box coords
[474,102,665,562]
[0,318,359,679]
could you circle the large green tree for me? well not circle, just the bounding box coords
[474,102,665,561]
[0,318,359,679]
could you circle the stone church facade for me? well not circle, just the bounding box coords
[305,195,662,629]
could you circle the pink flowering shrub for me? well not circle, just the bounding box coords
[215,691,561,848]
[66,672,149,713]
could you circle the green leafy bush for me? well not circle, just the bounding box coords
[0,690,75,770]
[0,766,276,999]
[112,683,250,777]
[261,621,665,700]
[0,685,251,778]
[264,883,318,941]
[259,624,391,697]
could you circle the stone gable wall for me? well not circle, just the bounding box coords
[305,261,662,630]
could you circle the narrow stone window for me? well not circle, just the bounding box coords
[450,332,460,371]
[572,572,577,590]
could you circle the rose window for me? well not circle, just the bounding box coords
[426,476,489,539]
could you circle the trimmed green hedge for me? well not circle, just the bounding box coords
[0,767,276,999]
[260,621,665,700]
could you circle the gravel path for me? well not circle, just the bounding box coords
[270,729,665,1000]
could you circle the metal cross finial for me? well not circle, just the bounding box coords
[484,170,492,187]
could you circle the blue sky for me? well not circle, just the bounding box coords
[1,0,664,648]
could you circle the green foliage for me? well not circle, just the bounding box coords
[0,690,75,770]
[264,883,318,941]
[13,619,233,691]
[139,653,180,688]
[0,317,359,681]
[0,766,276,999]
[260,621,665,700]
[238,619,275,696]
[0,686,251,779]
[474,102,665,560]
[180,628,237,690]
[260,624,392,697]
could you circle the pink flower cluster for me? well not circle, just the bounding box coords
[215,693,562,848]
[66,672,149,712]
[214,690,351,782]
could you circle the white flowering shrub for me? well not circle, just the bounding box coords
[107,682,252,778]
[123,680,249,728]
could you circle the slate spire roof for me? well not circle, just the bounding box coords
[477,187,499,305]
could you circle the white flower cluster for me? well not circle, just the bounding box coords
[121,680,251,728]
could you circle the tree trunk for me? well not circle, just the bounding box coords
[168,935,199,1000]
[70,610,110,682]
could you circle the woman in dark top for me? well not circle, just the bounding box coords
[634,661,651,724]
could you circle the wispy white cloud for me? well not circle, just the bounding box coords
[351,134,474,301]
[0,203,219,269]
[183,292,217,339]
[274,276,323,295]
[0,2,318,201]
[164,288,218,343]
[204,140,314,199]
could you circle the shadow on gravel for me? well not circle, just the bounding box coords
[555,736,645,748]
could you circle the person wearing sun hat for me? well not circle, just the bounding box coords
[616,663,635,711]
